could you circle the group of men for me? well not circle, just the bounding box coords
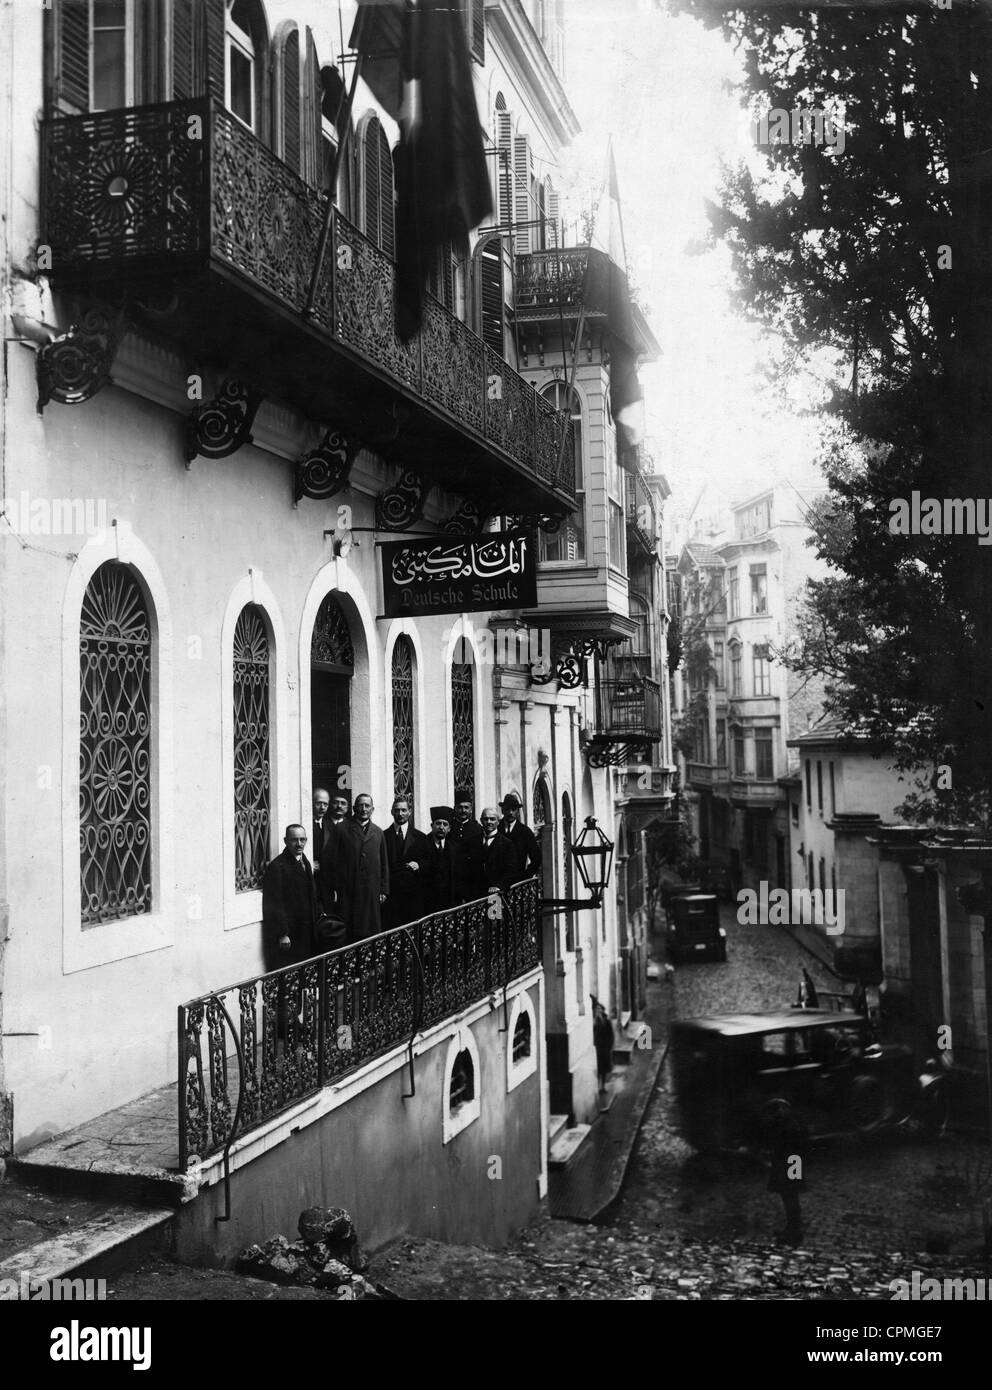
[261,788,542,971]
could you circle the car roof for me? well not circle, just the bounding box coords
[672,1010,862,1037]
[673,894,718,904]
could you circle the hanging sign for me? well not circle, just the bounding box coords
[380,531,537,617]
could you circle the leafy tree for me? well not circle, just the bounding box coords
[674,0,992,827]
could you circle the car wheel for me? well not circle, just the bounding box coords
[849,1074,890,1133]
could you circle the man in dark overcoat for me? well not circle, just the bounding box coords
[477,806,517,899]
[383,795,430,928]
[498,792,542,878]
[331,793,389,942]
[261,824,318,972]
[422,806,467,913]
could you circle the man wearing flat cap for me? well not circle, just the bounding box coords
[422,806,466,912]
[498,792,542,879]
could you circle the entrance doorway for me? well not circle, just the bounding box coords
[311,594,354,796]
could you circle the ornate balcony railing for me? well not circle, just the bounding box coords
[40,100,574,506]
[585,673,662,767]
[514,248,588,310]
[177,878,540,1171]
[625,465,657,554]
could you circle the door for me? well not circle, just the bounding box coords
[311,669,350,793]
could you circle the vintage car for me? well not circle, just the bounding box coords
[665,893,727,963]
[669,1009,948,1151]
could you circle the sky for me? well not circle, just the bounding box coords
[561,0,825,522]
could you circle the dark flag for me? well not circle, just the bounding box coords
[581,145,645,445]
[352,0,493,343]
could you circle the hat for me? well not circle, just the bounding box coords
[430,805,455,823]
[500,793,522,810]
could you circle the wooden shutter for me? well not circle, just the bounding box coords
[273,24,301,174]
[52,0,89,112]
[471,0,485,63]
[546,179,560,248]
[363,117,382,248]
[477,234,503,356]
[203,0,225,98]
[512,134,532,253]
[172,0,197,98]
[496,110,513,229]
[303,30,322,186]
[378,124,395,257]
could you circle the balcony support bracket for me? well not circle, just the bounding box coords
[586,740,653,769]
[185,379,264,466]
[35,304,126,414]
[440,500,491,535]
[294,428,355,504]
[530,632,628,690]
[375,469,427,531]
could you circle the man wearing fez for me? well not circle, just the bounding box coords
[423,806,466,912]
[498,792,542,879]
[383,795,430,929]
[261,824,318,971]
[327,793,389,942]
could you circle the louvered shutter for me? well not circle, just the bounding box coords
[379,124,395,257]
[53,0,89,112]
[512,134,532,253]
[203,0,225,98]
[172,0,195,98]
[274,25,301,174]
[546,180,560,249]
[303,30,322,186]
[477,234,503,356]
[364,117,382,248]
[496,111,513,229]
[471,0,485,63]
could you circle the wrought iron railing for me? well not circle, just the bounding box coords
[40,100,574,499]
[625,465,656,552]
[593,675,663,741]
[515,248,588,309]
[177,878,540,1170]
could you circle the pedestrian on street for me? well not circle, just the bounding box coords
[592,997,614,1092]
[332,793,389,942]
[498,792,542,879]
[383,795,430,929]
[796,967,820,1009]
[763,1098,810,1245]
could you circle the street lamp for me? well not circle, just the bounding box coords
[542,816,615,913]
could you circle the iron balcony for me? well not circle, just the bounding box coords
[40,99,575,515]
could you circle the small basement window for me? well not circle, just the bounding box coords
[449,1048,475,1113]
[512,1011,532,1062]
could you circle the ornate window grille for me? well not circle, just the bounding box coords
[391,635,415,807]
[233,605,271,892]
[451,659,475,802]
[79,562,152,925]
[449,1048,475,1111]
[311,593,354,668]
[512,1010,532,1062]
[533,781,546,827]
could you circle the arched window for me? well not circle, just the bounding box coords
[451,649,475,804]
[511,1010,532,1062]
[225,0,267,135]
[449,1048,475,1112]
[233,604,271,892]
[79,562,152,924]
[539,383,584,561]
[363,115,395,257]
[391,635,415,808]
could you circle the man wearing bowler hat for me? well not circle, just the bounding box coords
[498,792,542,879]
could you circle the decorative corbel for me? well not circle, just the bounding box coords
[35,304,127,414]
[185,379,263,465]
[440,500,490,535]
[294,428,354,504]
[375,469,426,531]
